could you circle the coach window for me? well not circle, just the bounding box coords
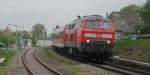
[68,23,75,30]
[66,25,69,30]
[67,24,71,30]
[71,23,75,29]
[79,21,82,28]
[68,24,72,30]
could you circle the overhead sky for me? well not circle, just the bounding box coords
[0,0,146,32]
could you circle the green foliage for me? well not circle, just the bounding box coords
[0,49,16,74]
[18,30,30,39]
[139,0,150,25]
[120,0,150,34]
[0,50,16,66]
[31,23,45,46]
[133,21,150,34]
[0,31,15,46]
[120,4,140,13]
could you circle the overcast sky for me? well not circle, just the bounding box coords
[0,0,146,32]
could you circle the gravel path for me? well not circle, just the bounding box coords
[25,49,54,75]
[7,49,29,75]
[36,48,123,75]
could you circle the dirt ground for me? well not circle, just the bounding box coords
[114,44,150,63]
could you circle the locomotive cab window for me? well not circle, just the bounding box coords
[100,21,110,29]
[87,20,110,29]
[87,21,97,28]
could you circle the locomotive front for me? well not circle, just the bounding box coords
[79,15,114,60]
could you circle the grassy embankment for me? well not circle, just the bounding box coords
[0,49,16,75]
[42,48,88,74]
[114,39,150,63]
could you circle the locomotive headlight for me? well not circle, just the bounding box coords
[107,40,111,44]
[86,39,90,43]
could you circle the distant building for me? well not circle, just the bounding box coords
[108,12,141,34]
[3,26,12,32]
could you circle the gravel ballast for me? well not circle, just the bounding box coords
[35,48,123,75]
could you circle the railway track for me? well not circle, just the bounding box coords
[22,49,63,75]
[22,50,34,75]
[109,57,150,75]
[90,57,150,75]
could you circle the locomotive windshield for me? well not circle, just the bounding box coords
[87,20,110,29]
[87,21,97,28]
[100,21,110,28]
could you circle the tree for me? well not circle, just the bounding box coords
[140,0,150,25]
[31,23,46,46]
[120,4,140,13]
[138,0,150,34]
[0,31,15,47]
[18,30,30,39]
[120,2,150,34]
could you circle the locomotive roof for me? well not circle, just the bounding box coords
[69,15,107,24]
[82,15,105,20]
[52,15,108,33]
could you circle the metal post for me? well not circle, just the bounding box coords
[138,29,140,39]
[44,31,47,47]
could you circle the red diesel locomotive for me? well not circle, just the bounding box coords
[51,15,114,62]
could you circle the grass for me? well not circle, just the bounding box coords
[0,49,16,75]
[42,48,86,73]
[114,39,150,63]
[114,39,150,49]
